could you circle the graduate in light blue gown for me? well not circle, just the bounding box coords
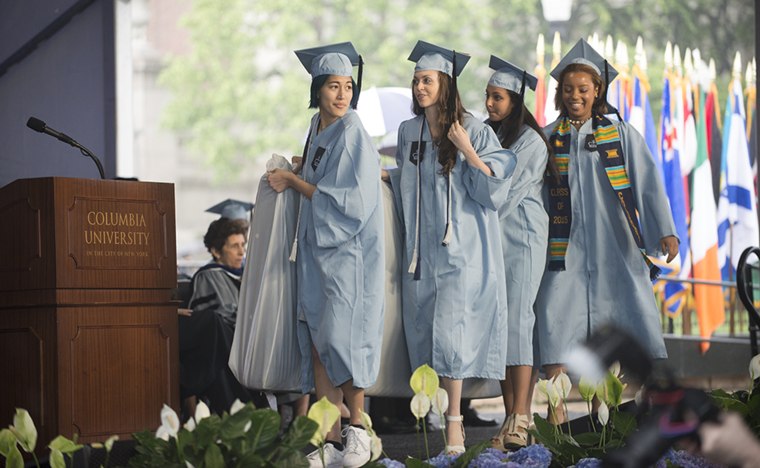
[483,56,556,451]
[267,42,384,468]
[387,40,515,454]
[535,39,679,423]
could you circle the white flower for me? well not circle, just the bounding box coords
[370,434,383,461]
[578,377,596,403]
[410,392,431,420]
[430,388,449,416]
[609,361,621,378]
[230,399,245,415]
[186,461,196,468]
[155,425,171,441]
[597,402,609,426]
[184,417,196,432]
[194,401,211,422]
[634,385,645,407]
[552,372,572,400]
[749,354,760,381]
[159,404,179,438]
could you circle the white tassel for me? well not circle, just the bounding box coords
[288,238,298,262]
[442,223,452,246]
[407,250,418,274]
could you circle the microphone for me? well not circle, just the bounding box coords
[26,117,77,146]
[26,116,106,179]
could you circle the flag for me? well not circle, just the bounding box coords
[691,90,724,352]
[630,66,661,173]
[660,74,691,318]
[544,32,561,125]
[705,80,723,204]
[717,78,759,281]
[534,34,547,127]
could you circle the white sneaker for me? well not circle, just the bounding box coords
[306,443,343,468]
[342,426,371,468]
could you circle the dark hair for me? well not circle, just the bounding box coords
[203,218,249,259]
[488,89,558,181]
[412,71,465,175]
[309,75,359,109]
[553,62,608,116]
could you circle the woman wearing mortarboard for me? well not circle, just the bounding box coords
[387,40,516,455]
[536,39,679,422]
[267,42,385,468]
[483,56,556,451]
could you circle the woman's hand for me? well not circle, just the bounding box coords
[381,169,390,182]
[291,156,303,174]
[447,121,475,154]
[178,308,192,317]
[267,168,292,193]
[660,235,679,263]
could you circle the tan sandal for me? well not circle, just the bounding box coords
[501,413,530,450]
[444,414,466,455]
[490,414,512,451]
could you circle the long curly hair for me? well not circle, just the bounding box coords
[412,71,465,175]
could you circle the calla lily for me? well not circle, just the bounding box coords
[430,387,449,416]
[370,434,383,461]
[749,354,760,381]
[10,408,37,452]
[597,402,609,426]
[307,397,340,446]
[410,391,432,420]
[186,461,196,468]
[634,385,645,407]
[410,364,439,399]
[194,401,211,422]
[49,449,65,468]
[609,361,621,378]
[553,372,572,400]
[578,377,596,403]
[230,399,245,415]
[535,378,549,398]
[596,372,624,407]
[155,425,172,441]
[159,404,180,437]
[360,410,375,435]
[184,417,196,432]
[0,428,16,457]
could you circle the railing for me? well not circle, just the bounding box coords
[736,246,760,355]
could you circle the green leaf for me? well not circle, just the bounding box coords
[0,428,17,457]
[573,431,602,446]
[404,457,435,467]
[306,397,340,446]
[204,442,224,467]
[451,441,488,468]
[48,435,84,454]
[10,408,37,452]
[49,448,66,468]
[5,444,24,468]
[219,406,260,441]
[281,416,319,450]
[611,411,637,438]
[247,409,281,451]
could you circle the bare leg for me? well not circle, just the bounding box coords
[543,364,566,424]
[294,394,309,417]
[440,377,464,447]
[312,346,344,442]
[340,381,365,425]
[499,374,514,416]
[527,367,539,417]
[510,365,533,416]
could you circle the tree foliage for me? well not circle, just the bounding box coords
[159,0,755,178]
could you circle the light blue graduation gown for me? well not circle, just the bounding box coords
[391,113,516,379]
[493,125,549,367]
[295,109,385,392]
[535,118,677,366]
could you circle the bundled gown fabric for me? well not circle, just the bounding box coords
[295,109,385,393]
[535,118,677,366]
[180,264,266,413]
[490,124,549,367]
[391,113,516,380]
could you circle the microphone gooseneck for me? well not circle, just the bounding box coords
[25,116,106,179]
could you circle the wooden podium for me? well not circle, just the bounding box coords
[0,177,179,449]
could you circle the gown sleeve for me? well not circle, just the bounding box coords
[461,118,516,211]
[309,120,381,249]
[499,128,549,217]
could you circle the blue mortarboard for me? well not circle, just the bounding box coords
[488,56,538,96]
[294,42,361,78]
[550,38,619,84]
[205,199,254,220]
[407,40,470,77]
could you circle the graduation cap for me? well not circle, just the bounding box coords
[488,55,538,97]
[205,199,254,220]
[407,40,470,77]
[550,38,619,84]
[294,41,361,78]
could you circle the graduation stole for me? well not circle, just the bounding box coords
[547,115,661,280]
